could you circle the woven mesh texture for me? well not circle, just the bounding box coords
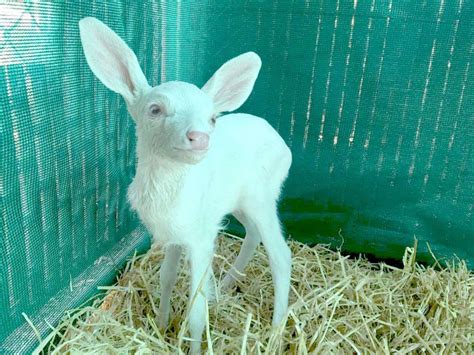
[0,1,472,352]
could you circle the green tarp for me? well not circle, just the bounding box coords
[1,1,472,352]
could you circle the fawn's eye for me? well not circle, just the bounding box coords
[149,104,162,116]
[210,114,217,125]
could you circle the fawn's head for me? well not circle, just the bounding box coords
[79,17,261,164]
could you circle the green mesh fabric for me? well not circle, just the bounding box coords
[1,1,472,352]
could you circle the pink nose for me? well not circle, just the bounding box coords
[186,131,209,150]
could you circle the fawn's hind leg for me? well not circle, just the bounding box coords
[241,202,291,325]
[221,211,261,289]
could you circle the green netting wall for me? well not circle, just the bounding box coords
[1,1,472,352]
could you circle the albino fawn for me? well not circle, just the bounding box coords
[79,17,292,354]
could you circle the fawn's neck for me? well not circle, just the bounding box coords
[135,153,188,191]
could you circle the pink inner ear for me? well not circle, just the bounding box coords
[213,63,257,110]
[80,18,149,102]
[202,52,261,112]
[95,30,135,94]
[214,81,242,106]
[119,61,135,94]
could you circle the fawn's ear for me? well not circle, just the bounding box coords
[202,52,261,113]
[79,17,149,104]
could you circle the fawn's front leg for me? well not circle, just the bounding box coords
[158,244,182,329]
[187,243,214,354]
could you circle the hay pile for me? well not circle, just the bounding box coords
[43,234,473,354]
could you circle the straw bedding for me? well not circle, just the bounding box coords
[43,234,473,354]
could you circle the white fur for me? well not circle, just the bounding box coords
[79,17,292,354]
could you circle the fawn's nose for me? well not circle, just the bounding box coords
[186,131,209,151]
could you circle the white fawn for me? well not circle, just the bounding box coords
[79,17,292,354]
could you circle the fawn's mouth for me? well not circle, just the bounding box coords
[173,147,209,153]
